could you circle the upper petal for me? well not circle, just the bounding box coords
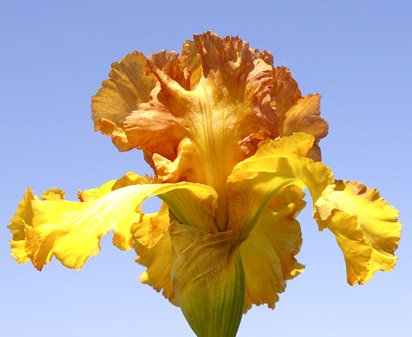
[281,94,327,139]
[93,32,328,188]
[272,66,302,119]
[123,85,189,161]
[125,32,278,184]
[180,40,203,89]
[91,52,156,151]
[271,67,328,160]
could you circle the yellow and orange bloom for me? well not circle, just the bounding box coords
[8,32,401,337]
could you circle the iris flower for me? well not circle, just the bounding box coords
[9,32,401,337]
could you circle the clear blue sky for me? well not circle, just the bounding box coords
[1,1,411,336]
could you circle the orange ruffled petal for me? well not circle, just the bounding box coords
[92,32,328,186]
[92,52,156,151]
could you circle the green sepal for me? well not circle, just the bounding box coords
[179,252,245,337]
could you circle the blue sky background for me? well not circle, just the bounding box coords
[1,1,411,336]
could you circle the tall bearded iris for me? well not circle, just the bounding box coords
[8,32,401,337]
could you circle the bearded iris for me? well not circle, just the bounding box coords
[8,32,401,337]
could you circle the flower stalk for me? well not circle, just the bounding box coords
[178,251,245,337]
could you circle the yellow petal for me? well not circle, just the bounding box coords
[133,204,176,303]
[315,180,401,284]
[135,232,176,303]
[91,52,156,151]
[132,202,170,249]
[41,188,65,200]
[240,185,305,311]
[78,171,149,201]
[227,133,333,235]
[8,188,34,263]
[228,133,400,289]
[9,176,217,271]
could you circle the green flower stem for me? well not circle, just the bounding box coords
[179,252,246,337]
